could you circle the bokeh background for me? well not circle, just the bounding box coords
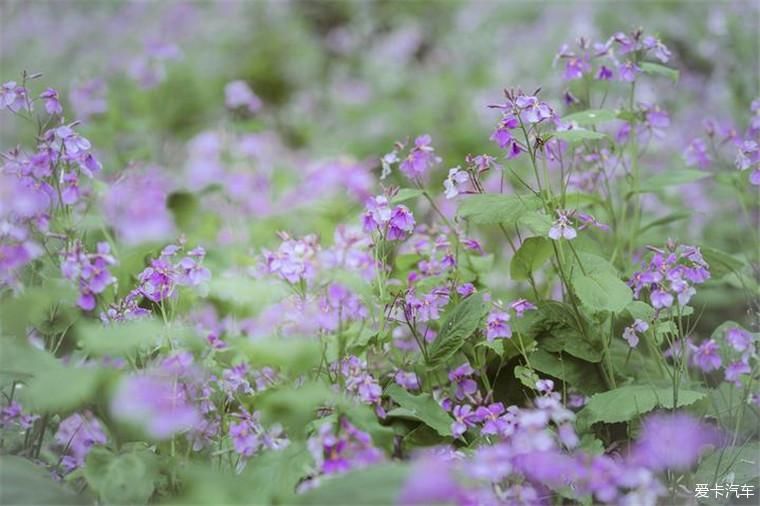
[1,0,758,331]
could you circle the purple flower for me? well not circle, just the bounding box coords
[60,241,117,311]
[622,319,649,348]
[510,298,537,317]
[399,134,441,180]
[448,363,478,400]
[69,79,107,120]
[40,88,63,115]
[563,56,591,80]
[649,289,673,309]
[596,65,614,80]
[692,339,722,372]
[548,211,577,240]
[224,80,262,113]
[451,404,478,437]
[468,444,512,482]
[110,374,201,440]
[456,282,475,297]
[515,95,553,124]
[474,402,507,435]
[726,327,753,352]
[261,233,319,284]
[683,138,711,169]
[394,370,420,391]
[725,360,751,386]
[398,455,466,505]
[387,205,416,240]
[54,412,107,472]
[485,310,512,341]
[307,419,383,476]
[443,167,469,199]
[0,81,30,112]
[103,168,175,245]
[631,412,721,471]
[618,61,640,82]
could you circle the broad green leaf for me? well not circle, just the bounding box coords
[0,282,77,339]
[572,271,632,314]
[701,247,744,279]
[237,337,321,374]
[457,194,541,225]
[78,319,167,356]
[511,236,553,281]
[694,444,760,486]
[0,455,85,505]
[391,188,423,203]
[22,365,105,413]
[553,128,606,143]
[639,62,679,82]
[514,365,539,389]
[0,339,58,378]
[208,276,288,310]
[518,211,553,235]
[84,448,158,505]
[562,109,618,126]
[427,293,486,365]
[244,443,311,504]
[637,170,709,193]
[386,384,452,436]
[529,349,606,394]
[296,463,409,505]
[579,385,705,425]
[625,301,656,322]
[258,382,336,438]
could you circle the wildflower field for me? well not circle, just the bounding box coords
[0,1,759,505]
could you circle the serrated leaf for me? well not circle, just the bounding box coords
[457,194,541,225]
[562,109,618,126]
[514,365,539,389]
[572,271,632,314]
[427,293,486,365]
[386,384,452,436]
[511,236,553,281]
[639,62,679,82]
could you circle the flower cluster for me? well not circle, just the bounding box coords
[361,195,415,241]
[555,29,670,83]
[60,240,117,310]
[629,243,710,310]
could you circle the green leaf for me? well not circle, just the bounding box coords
[0,282,77,339]
[295,463,409,505]
[237,337,321,375]
[514,365,539,389]
[78,319,167,356]
[457,194,541,225]
[22,365,105,413]
[638,212,691,235]
[562,109,618,126]
[553,128,606,143]
[84,448,158,505]
[0,339,58,378]
[258,382,336,438]
[518,211,553,235]
[572,271,632,314]
[579,385,705,425]
[701,247,745,279]
[0,455,85,505]
[208,276,288,310]
[427,293,486,365]
[244,443,311,504]
[386,384,452,436]
[694,444,760,486]
[391,189,423,204]
[636,170,709,193]
[639,62,679,82]
[529,349,606,394]
[511,237,553,281]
